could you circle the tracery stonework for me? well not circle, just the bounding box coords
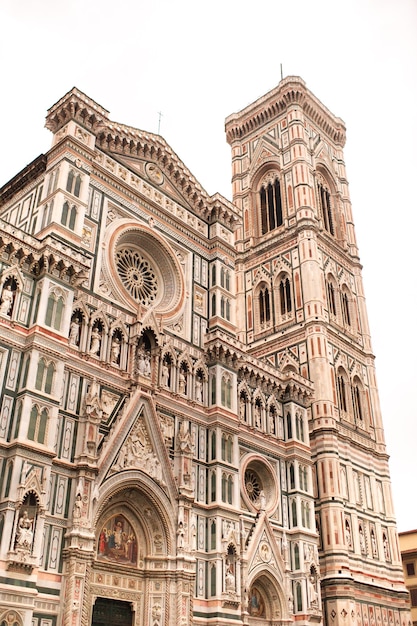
[115,247,158,305]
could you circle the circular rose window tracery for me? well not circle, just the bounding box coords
[241,456,279,513]
[245,469,263,503]
[115,247,158,306]
[105,221,185,317]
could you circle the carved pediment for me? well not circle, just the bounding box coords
[110,414,166,487]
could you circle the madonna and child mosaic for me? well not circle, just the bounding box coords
[97,514,138,564]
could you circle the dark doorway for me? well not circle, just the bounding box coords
[92,598,133,626]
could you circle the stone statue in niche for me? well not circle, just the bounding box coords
[161,362,170,387]
[178,370,186,394]
[136,347,151,376]
[110,336,121,364]
[69,318,81,346]
[89,327,101,355]
[0,284,14,316]
[195,378,203,402]
[225,561,236,592]
[308,574,319,607]
[73,493,83,522]
[85,378,102,418]
[15,511,34,550]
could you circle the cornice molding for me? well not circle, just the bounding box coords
[225,76,346,147]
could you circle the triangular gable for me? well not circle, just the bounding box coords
[246,515,286,584]
[250,137,280,179]
[116,155,195,210]
[97,390,176,500]
[277,348,300,374]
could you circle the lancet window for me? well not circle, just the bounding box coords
[66,169,82,197]
[341,289,351,327]
[336,368,348,413]
[28,405,48,444]
[351,378,364,425]
[326,278,337,317]
[35,358,55,394]
[318,177,334,235]
[279,276,292,316]
[260,177,283,234]
[45,290,65,331]
[258,286,271,325]
[61,201,77,230]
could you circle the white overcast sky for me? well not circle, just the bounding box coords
[1,0,416,532]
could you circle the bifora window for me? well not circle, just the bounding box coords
[318,177,334,235]
[116,247,158,306]
[260,177,283,234]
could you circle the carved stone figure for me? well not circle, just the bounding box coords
[225,562,235,592]
[15,511,34,550]
[162,362,170,387]
[136,348,150,376]
[239,398,245,420]
[69,319,80,346]
[254,403,261,428]
[308,574,318,607]
[195,378,203,402]
[85,379,102,416]
[110,336,121,364]
[0,285,14,316]
[89,327,101,355]
[179,371,186,394]
[73,493,83,520]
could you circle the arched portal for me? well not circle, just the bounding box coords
[247,572,285,625]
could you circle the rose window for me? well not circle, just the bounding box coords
[245,469,263,503]
[116,248,158,306]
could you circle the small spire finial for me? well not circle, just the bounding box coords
[157,111,163,134]
[280,64,284,80]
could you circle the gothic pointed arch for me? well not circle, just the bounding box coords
[340,282,354,330]
[336,365,349,415]
[351,374,366,427]
[274,270,293,324]
[277,349,300,376]
[253,276,272,333]
[192,358,208,379]
[325,271,338,319]
[315,163,339,238]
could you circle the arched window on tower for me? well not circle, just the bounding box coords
[260,177,283,234]
[336,368,348,413]
[326,278,337,317]
[258,286,271,326]
[286,412,293,439]
[351,377,364,425]
[318,177,334,235]
[278,275,292,320]
[341,288,351,327]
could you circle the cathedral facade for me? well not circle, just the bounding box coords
[0,78,410,626]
